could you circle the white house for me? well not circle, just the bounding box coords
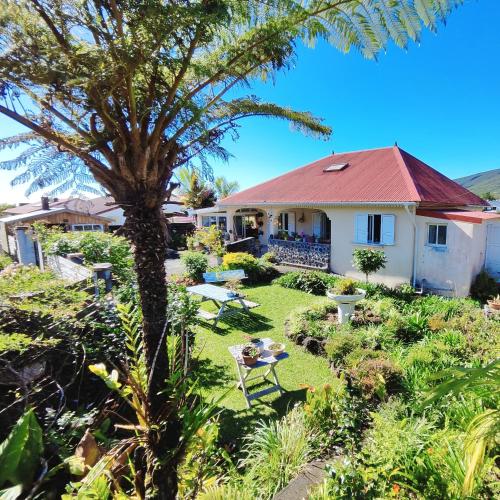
[195,146,500,296]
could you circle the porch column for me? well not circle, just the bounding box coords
[267,209,275,240]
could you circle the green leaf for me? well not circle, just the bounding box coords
[0,484,23,500]
[0,409,43,489]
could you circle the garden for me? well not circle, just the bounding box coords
[0,229,498,499]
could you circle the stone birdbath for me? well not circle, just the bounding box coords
[326,287,366,324]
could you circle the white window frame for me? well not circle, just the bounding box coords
[355,213,395,246]
[427,223,447,247]
[201,215,227,231]
[279,212,296,234]
[71,224,104,232]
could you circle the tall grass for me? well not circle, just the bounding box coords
[239,406,316,497]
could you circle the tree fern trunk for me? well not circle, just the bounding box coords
[123,200,179,499]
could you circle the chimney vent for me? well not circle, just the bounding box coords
[41,196,50,211]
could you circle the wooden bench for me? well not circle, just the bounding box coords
[197,309,217,321]
[202,269,247,283]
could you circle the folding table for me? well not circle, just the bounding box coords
[228,338,289,408]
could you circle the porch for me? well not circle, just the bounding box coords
[268,238,331,270]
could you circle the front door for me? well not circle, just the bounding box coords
[485,223,500,281]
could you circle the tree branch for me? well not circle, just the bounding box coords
[0,104,115,189]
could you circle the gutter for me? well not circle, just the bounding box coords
[404,205,418,287]
[219,201,418,209]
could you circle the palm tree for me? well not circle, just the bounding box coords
[214,176,239,200]
[177,167,216,209]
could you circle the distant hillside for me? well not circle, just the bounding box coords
[455,169,500,198]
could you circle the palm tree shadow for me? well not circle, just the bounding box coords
[216,387,308,446]
[191,357,232,390]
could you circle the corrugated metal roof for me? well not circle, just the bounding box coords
[219,146,486,207]
[416,209,500,224]
[0,208,67,223]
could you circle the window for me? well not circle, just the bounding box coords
[218,216,227,231]
[201,215,226,231]
[355,214,395,245]
[279,212,295,234]
[201,215,217,227]
[72,224,103,232]
[368,214,382,244]
[427,224,447,246]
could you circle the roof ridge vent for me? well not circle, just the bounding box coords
[323,162,349,172]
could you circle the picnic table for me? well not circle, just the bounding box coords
[186,283,253,327]
[228,338,289,408]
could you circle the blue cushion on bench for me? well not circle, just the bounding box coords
[203,269,247,282]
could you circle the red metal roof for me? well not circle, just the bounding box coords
[220,146,487,207]
[416,209,500,224]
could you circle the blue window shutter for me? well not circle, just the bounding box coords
[382,214,395,245]
[355,214,368,243]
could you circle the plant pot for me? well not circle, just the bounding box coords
[267,342,285,357]
[487,300,500,310]
[242,354,259,366]
[249,338,263,353]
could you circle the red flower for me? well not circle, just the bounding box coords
[392,484,400,495]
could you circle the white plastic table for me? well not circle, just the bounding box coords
[228,338,289,408]
[187,283,249,327]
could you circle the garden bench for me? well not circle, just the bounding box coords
[202,269,247,283]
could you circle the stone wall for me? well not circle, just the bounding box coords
[268,239,330,269]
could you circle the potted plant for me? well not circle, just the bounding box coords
[327,278,366,324]
[267,342,285,357]
[241,344,260,365]
[487,294,500,311]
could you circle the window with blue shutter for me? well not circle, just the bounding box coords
[355,213,395,245]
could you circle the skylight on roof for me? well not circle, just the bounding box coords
[323,162,349,172]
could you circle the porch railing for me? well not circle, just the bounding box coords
[268,238,330,270]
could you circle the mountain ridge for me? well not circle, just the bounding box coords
[455,168,500,198]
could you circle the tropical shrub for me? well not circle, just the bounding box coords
[239,405,317,498]
[41,229,133,283]
[182,251,208,281]
[346,350,402,400]
[0,265,90,316]
[260,251,277,263]
[274,270,338,295]
[221,252,278,283]
[0,252,12,271]
[190,225,225,256]
[352,248,387,282]
[470,270,498,303]
[330,277,357,295]
[325,332,362,365]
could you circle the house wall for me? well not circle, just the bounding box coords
[100,207,125,227]
[323,206,415,287]
[415,216,487,296]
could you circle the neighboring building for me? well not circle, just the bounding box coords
[0,206,112,257]
[196,146,499,296]
[0,194,187,257]
[2,194,185,231]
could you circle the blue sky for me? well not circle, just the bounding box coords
[0,0,498,203]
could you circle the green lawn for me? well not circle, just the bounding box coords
[193,283,334,444]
